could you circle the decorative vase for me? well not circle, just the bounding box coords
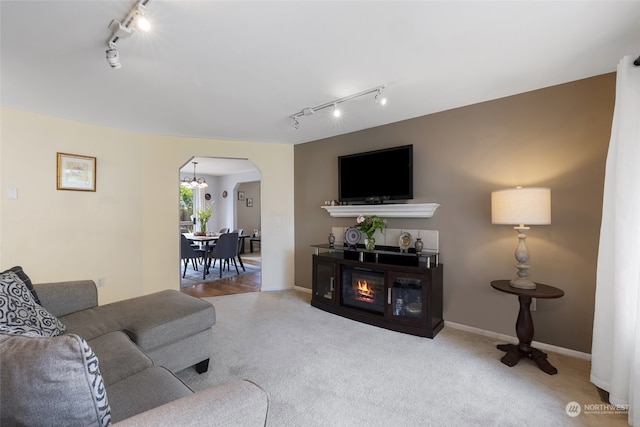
[328,233,335,247]
[415,237,423,254]
[365,237,376,251]
[197,223,207,236]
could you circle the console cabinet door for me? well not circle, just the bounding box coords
[313,257,337,303]
[387,270,428,323]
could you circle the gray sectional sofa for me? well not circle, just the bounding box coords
[0,273,269,426]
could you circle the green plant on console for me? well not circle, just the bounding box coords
[355,215,387,240]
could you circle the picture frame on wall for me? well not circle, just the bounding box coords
[56,152,96,192]
[246,198,253,207]
[238,191,245,201]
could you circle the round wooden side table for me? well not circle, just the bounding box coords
[491,280,564,375]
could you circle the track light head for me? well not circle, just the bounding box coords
[332,103,341,117]
[105,48,121,69]
[292,117,300,130]
[375,88,387,106]
[105,0,152,69]
[136,13,151,32]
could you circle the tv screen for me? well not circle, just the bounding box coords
[339,145,413,203]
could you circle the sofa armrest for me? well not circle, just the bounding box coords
[33,280,98,317]
[115,379,268,427]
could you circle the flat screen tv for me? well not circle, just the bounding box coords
[339,145,413,204]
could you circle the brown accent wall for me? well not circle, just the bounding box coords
[237,180,261,240]
[294,74,615,353]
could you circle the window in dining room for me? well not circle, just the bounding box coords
[179,186,194,232]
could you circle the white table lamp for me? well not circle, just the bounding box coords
[491,187,551,289]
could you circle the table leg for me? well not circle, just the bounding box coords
[239,236,246,254]
[202,241,212,279]
[496,295,558,375]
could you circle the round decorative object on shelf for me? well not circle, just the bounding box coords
[222,190,228,198]
[405,302,422,315]
[344,227,361,248]
[204,193,211,200]
[415,237,424,254]
[328,233,336,247]
[398,232,412,253]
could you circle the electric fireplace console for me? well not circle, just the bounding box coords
[311,244,443,338]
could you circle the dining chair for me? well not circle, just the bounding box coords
[207,232,240,278]
[231,229,246,271]
[218,228,230,234]
[180,234,205,278]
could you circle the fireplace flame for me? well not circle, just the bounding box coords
[355,280,375,301]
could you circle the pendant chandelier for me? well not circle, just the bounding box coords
[180,161,208,188]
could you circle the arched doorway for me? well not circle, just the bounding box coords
[178,156,262,296]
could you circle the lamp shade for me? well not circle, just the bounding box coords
[491,187,551,225]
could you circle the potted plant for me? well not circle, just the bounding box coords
[355,215,386,250]
[195,205,213,236]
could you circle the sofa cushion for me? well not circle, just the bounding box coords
[87,331,154,387]
[34,279,98,317]
[60,290,215,350]
[123,291,215,351]
[0,271,66,336]
[1,266,40,304]
[106,366,193,423]
[0,332,111,427]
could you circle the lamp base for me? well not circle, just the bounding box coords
[510,278,537,290]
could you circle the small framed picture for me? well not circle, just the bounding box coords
[246,198,253,207]
[238,191,245,201]
[57,153,96,192]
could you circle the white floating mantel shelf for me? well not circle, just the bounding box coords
[321,203,441,218]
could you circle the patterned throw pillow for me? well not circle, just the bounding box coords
[0,332,112,427]
[0,271,66,336]
[1,266,40,304]
[80,335,112,426]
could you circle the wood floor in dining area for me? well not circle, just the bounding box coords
[180,253,261,298]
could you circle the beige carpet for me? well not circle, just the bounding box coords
[177,290,628,426]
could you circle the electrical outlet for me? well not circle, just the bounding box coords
[531,298,536,312]
[96,277,106,288]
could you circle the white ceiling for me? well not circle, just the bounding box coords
[180,156,257,176]
[1,1,639,146]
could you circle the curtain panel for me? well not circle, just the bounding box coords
[591,55,640,426]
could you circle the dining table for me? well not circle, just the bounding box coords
[183,233,247,279]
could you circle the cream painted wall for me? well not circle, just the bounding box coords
[294,74,615,353]
[0,107,295,303]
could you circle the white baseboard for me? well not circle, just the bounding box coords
[445,321,591,361]
[261,285,312,293]
[275,291,590,359]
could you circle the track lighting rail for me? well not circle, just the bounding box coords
[291,85,386,129]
